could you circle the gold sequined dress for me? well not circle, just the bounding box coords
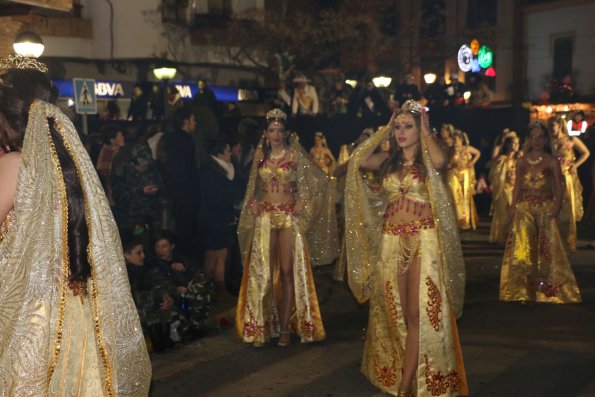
[489,154,518,244]
[448,149,478,230]
[499,162,581,303]
[0,101,151,396]
[554,138,584,251]
[345,126,468,397]
[235,134,338,345]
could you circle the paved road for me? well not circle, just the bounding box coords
[150,221,595,397]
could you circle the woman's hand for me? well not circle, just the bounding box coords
[160,294,174,311]
[293,200,305,216]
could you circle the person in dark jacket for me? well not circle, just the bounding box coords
[164,106,200,257]
[198,138,239,303]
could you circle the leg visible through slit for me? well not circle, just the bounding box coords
[397,254,421,394]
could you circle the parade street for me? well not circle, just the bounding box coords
[149,220,595,397]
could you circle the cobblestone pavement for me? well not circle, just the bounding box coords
[149,220,595,397]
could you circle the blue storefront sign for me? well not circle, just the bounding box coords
[53,79,240,102]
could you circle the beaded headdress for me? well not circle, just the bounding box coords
[0,54,48,74]
[400,99,423,114]
[266,108,287,122]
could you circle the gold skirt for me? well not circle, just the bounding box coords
[500,199,581,303]
[489,186,513,244]
[362,222,468,396]
[448,168,477,230]
[235,209,326,345]
[559,171,584,251]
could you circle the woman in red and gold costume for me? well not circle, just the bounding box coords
[549,116,590,251]
[447,131,480,230]
[500,122,581,304]
[309,131,336,175]
[0,56,150,395]
[236,108,338,347]
[345,100,467,397]
[489,132,522,244]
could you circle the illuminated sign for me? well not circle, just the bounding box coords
[457,45,473,72]
[95,82,125,97]
[175,84,193,99]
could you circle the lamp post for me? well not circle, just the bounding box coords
[13,31,45,58]
[372,76,392,88]
[423,73,437,85]
[153,65,177,120]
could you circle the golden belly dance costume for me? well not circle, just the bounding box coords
[499,162,581,303]
[555,138,583,251]
[448,149,478,230]
[311,147,333,175]
[0,102,150,396]
[235,134,338,345]
[345,125,468,397]
[489,155,517,244]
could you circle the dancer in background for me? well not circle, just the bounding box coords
[500,122,581,304]
[0,55,150,396]
[346,101,467,397]
[489,132,522,244]
[236,108,338,347]
[549,116,590,251]
[310,131,336,175]
[448,131,480,230]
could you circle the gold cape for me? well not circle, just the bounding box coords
[489,156,516,244]
[345,124,467,396]
[344,124,466,318]
[0,101,151,396]
[237,133,339,267]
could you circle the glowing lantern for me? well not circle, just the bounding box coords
[478,46,493,68]
[485,66,496,77]
[471,58,481,73]
[458,45,473,72]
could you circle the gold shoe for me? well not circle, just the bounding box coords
[278,331,291,347]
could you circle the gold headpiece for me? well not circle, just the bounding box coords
[266,108,287,122]
[401,99,423,114]
[0,54,48,74]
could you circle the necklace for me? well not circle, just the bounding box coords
[270,149,287,162]
[402,159,415,167]
[526,155,543,165]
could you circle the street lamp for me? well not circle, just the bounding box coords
[423,73,437,84]
[345,79,358,88]
[372,76,392,88]
[153,64,177,120]
[13,31,45,58]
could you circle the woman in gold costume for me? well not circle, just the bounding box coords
[309,131,336,175]
[448,131,480,230]
[345,100,467,397]
[500,122,581,304]
[549,116,590,251]
[489,133,521,244]
[0,56,150,395]
[236,108,337,347]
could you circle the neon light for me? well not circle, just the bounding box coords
[485,67,496,77]
[458,45,472,72]
[471,58,481,73]
[478,46,493,68]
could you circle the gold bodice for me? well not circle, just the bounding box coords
[451,148,473,169]
[259,160,297,193]
[519,164,553,204]
[554,138,575,173]
[383,167,430,204]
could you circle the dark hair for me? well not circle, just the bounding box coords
[0,68,91,284]
[206,137,229,156]
[154,229,176,245]
[120,229,144,253]
[172,106,195,130]
[378,110,426,180]
[100,124,122,145]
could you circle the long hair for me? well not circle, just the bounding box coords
[0,68,91,284]
[378,110,426,180]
